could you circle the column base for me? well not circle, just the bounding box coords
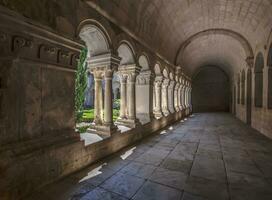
[162,109,170,117]
[88,123,120,137]
[115,118,141,128]
[153,110,163,119]
[175,106,180,112]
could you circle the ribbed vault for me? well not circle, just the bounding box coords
[86,0,272,77]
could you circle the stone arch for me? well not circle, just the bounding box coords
[117,41,136,65]
[162,68,169,78]
[175,28,254,65]
[154,63,162,75]
[138,54,150,71]
[78,21,112,57]
[254,52,264,107]
[268,43,272,109]
[241,70,246,105]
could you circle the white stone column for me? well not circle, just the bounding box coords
[88,53,121,136]
[174,83,180,112]
[127,73,137,120]
[162,78,170,116]
[182,85,186,109]
[119,75,127,119]
[168,80,175,113]
[104,69,114,126]
[116,64,140,128]
[92,71,103,125]
[178,84,183,110]
[154,76,163,118]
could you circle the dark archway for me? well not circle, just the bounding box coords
[246,68,252,125]
[241,70,246,105]
[192,66,230,112]
[254,52,264,107]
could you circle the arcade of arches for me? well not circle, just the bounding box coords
[0,1,272,200]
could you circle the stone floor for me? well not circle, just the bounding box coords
[27,113,272,200]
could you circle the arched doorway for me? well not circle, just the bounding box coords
[192,66,230,112]
[254,52,264,108]
[246,68,252,125]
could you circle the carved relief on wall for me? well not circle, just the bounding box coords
[0,31,80,69]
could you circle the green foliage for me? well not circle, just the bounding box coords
[79,109,120,122]
[113,109,120,121]
[113,99,120,109]
[78,126,89,134]
[75,48,88,122]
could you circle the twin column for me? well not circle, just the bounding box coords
[88,53,121,136]
[116,64,140,128]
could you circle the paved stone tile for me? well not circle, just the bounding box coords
[28,178,95,200]
[181,192,208,200]
[229,187,272,200]
[100,172,145,198]
[80,187,128,200]
[184,176,229,200]
[132,181,182,200]
[196,148,223,160]
[70,164,117,187]
[134,152,167,166]
[119,162,156,178]
[190,156,226,182]
[225,161,263,176]
[149,167,188,190]
[160,157,193,174]
[27,113,272,200]
[227,171,270,189]
[103,157,130,171]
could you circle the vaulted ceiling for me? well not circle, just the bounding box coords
[86,0,272,77]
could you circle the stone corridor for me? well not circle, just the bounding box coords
[27,113,272,200]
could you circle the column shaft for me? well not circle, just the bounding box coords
[104,70,113,125]
[127,74,136,119]
[94,73,103,124]
[119,75,127,119]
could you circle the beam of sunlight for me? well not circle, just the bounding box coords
[79,163,107,183]
[120,147,136,160]
[160,130,167,135]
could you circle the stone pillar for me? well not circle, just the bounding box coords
[162,78,170,116]
[154,76,163,118]
[127,73,137,120]
[174,83,180,112]
[119,75,127,119]
[93,71,103,124]
[116,64,141,128]
[88,53,121,136]
[182,85,186,109]
[104,70,114,126]
[135,70,154,124]
[179,84,183,110]
[168,80,175,113]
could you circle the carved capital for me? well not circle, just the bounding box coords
[246,56,254,68]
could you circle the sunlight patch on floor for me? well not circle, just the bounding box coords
[120,147,136,160]
[79,163,107,183]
